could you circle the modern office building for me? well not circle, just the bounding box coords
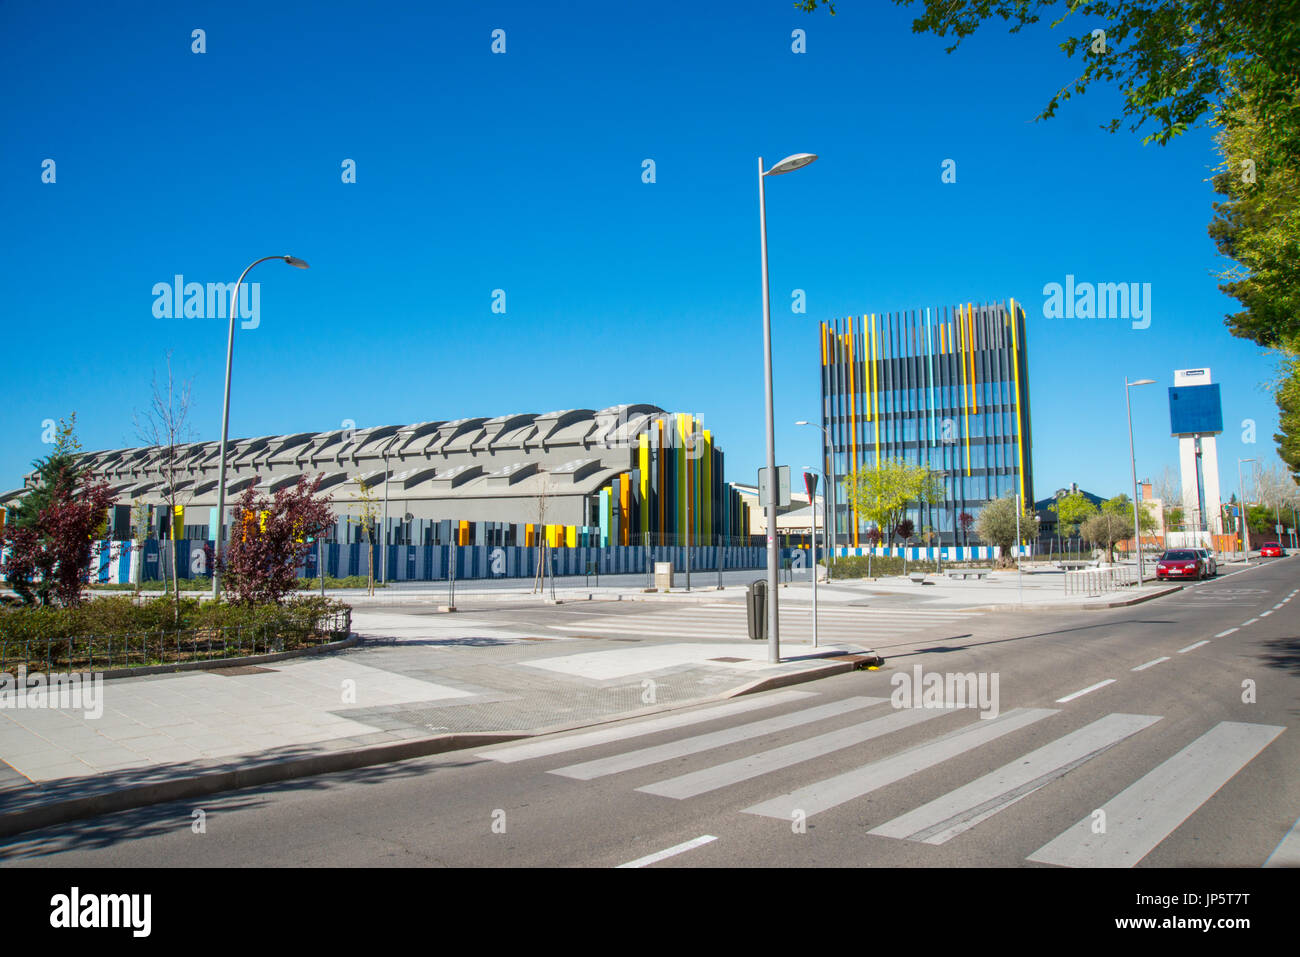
[818,300,1034,546]
[1,404,750,549]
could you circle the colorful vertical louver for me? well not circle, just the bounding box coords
[819,300,1033,544]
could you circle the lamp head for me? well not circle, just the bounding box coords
[765,153,817,176]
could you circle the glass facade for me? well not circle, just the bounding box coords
[819,301,1034,545]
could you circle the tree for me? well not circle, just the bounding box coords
[8,414,82,533]
[220,476,335,605]
[1208,85,1300,351]
[842,458,943,546]
[1082,510,1131,562]
[957,510,974,544]
[1050,492,1098,545]
[1276,357,1300,482]
[800,1,1300,161]
[351,476,379,596]
[134,354,195,621]
[0,471,115,607]
[974,495,1039,566]
[895,518,915,542]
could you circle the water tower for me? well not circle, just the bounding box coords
[1169,368,1224,537]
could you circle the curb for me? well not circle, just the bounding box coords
[0,654,866,841]
[0,731,522,841]
[962,584,1184,613]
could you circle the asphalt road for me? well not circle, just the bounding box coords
[4,556,1298,868]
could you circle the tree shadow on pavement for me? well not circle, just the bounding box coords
[0,752,480,862]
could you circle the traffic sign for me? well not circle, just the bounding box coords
[758,466,791,508]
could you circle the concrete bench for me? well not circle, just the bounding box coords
[909,572,928,584]
[946,568,991,580]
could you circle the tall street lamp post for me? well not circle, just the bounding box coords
[1238,457,1256,563]
[796,420,836,576]
[758,152,816,664]
[1124,377,1155,582]
[211,255,309,601]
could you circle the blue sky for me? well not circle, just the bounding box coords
[0,0,1287,502]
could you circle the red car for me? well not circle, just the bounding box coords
[1156,549,1206,581]
[1260,542,1286,557]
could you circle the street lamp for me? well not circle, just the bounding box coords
[1124,377,1155,582]
[759,152,817,664]
[796,420,836,571]
[1238,457,1256,563]
[211,255,310,601]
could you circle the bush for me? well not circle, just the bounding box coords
[0,594,350,643]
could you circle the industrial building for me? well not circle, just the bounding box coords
[2,404,751,549]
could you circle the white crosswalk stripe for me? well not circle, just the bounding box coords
[638,705,952,799]
[550,696,887,780]
[547,604,977,640]
[1026,721,1285,867]
[868,713,1161,844]
[741,707,1058,820]
[475,689,815,763]
[522,689,1289,864]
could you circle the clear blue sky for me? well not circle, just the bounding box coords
[0,0,1287,502]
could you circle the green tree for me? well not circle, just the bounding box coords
[799,1,1300,160]
[1277,358,1300,481]
[9,414,82,533]
[974,494,1039,566]
[842,459,943,545]
[1050,491,1097,543]
[1081,510,1132,563]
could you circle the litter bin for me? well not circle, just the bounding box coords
[655,561,675,589]
[746,579,767,640]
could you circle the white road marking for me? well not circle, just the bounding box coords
[869,713,1161,845]
[638,705,951,800]
[1273,603,1285,610]
[1265,815,1300,867]
[1131,657,1170,672]
[1242,618,1259,626]
[1178,640,1210,653]
[741,708,1058,820]
[550,696,886,780]
[1260,610,1274,617]
[1055,679,1116,703]
[475,690,815,763]
[1214,628,1239,638]
[616,834,717,868]
[1027,721,1285,868]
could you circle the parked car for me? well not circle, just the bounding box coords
[1156,549,1206,581]
[1194,548,1218,576]
[1260,542,1285,557]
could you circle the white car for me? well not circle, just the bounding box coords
[1194,548,1217,576]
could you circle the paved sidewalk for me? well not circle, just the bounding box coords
[0,608,872,828]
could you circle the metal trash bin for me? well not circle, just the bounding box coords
[654,561,675,589]
[746,579,767,640]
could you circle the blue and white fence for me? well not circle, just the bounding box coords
[84,540,805,585]
[833,545,1031,561]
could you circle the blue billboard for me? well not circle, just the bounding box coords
[1169,383,1222,435]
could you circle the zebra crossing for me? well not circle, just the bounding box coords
[476,691,1288,866]
[545,602,978,641]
